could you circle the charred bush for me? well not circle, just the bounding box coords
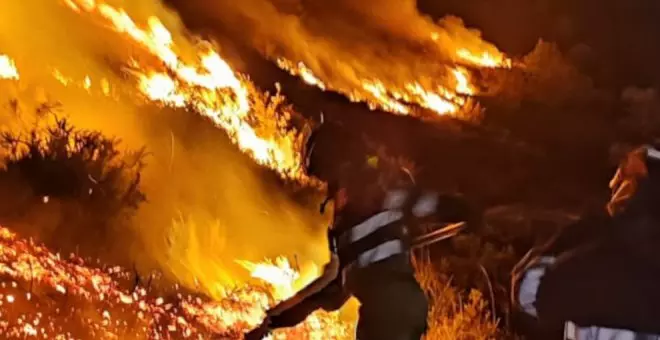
[0,117,147,264]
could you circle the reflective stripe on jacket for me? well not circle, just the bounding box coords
[336,189,439,274]
[514,254,660,340]
[564,321,660,340]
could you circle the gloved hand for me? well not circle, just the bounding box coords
[244,317,272,340]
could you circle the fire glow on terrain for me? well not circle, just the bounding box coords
[21,0,307,181]
[0,0,516,338]
[0,225,352,339]
[0,0,345,338]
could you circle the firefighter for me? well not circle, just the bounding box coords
[244,122,477,340]
[511,144,660,339]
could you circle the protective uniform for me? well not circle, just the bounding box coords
[511,145,660,339]
[245,122,475,340]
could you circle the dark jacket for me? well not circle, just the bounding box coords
[512,202,660,336]
[264,188,474,332]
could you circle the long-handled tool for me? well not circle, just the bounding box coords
[411,221,467,249]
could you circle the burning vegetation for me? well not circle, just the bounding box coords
[0,220,500,339]
[3,0,308,182]
[167,0,514,119]
[0,0,520,339]
[275,40,509,118]
[0,225,352,339]
[69,0,308,181]
[0,0,341,337]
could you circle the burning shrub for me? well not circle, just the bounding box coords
[0,116,147,265]
[414,254,501,340]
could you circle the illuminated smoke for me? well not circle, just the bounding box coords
[0,0,330,321]
[167,0,512,118]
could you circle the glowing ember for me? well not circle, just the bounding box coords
[62,0,306,180]
[0,55,19,80]
[0,225,353,339]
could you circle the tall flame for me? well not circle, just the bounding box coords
[62,0,306,180]
[0,0,346,337]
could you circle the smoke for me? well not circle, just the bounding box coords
[168,0,506,94]
[0,0,328,299]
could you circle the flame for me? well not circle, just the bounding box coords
[0,225,353,338]
[238,258,298,299]
[271,19,513,119]
[277,53,474,116]
[407,84,460,115]
[453,67,474,95]
[236,256,322,303]
[0,1,345,338]
[456,48,512,69]
[61,0,306,180]
[276,59,326,91]
[0,55,19,80]
[361,81,411,115]
[276,57,489,117]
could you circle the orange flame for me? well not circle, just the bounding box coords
[276,58,481,117]
[276,59,326,91]
[273,23,512,119]
[62,0,306,180]
[453,67,474,95]
[237,257,300,300]
[456,48,512,69]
